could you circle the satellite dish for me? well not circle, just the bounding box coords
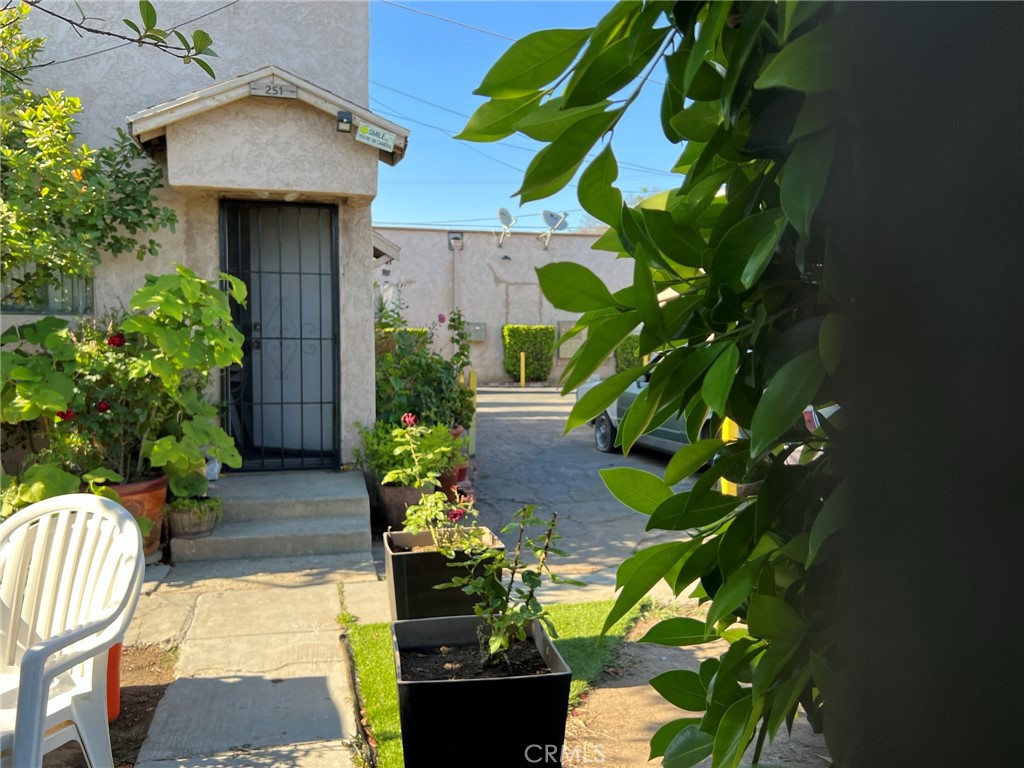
[538,210,569,249]
[542,210,569,231]
[496,207,517,247]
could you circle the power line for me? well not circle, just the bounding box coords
[377,0,515,41]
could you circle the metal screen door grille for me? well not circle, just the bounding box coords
[221,201,339,470]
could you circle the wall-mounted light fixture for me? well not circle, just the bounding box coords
[337,111,353,132]
[447,231,464,251]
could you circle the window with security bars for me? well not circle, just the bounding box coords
[1,266,93,314]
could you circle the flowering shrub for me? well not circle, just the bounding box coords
[1,265,246,516]
[403,486,487,550]
[441,505,583,666]
[355,415,465,489]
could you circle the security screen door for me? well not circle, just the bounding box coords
[221,201,339,470]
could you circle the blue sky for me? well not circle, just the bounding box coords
[368,0,682,232]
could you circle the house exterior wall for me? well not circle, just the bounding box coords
[16,1,380,464]
[374,228,634,384]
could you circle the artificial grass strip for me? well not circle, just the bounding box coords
[346,600,642,768]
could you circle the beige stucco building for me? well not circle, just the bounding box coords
[19,1,408,469]
[373,227,632,384]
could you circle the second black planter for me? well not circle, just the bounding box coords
[384,528,502,620]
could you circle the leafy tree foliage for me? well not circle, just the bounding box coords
[461,2,847,764]
[0,2,215,306]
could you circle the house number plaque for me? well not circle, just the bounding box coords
[249,80,298,99]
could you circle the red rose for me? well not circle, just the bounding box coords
[56,409,74,421]
[97,401,110,413]
[448,508,466,523]
[107,332,125,348]
[401,413,417,427]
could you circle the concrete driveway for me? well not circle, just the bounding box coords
[469,385,695,600]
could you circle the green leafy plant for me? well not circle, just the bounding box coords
[446,308,473,378]
[165,495,222,521]
[461,2,845,764]
[355,416,464,489]
[1,265,247,515]
[402,487,486,551]
[614,334,641,373]
[451,385,476,430]
[441,505,582,667]
[501,324,555,381]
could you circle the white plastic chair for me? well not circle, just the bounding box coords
[0,494,144,767]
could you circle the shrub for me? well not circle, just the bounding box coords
[614,334,641,373]
[502,325,555,382]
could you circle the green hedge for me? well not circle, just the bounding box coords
[502,325,555,381]
[614,334,642,373]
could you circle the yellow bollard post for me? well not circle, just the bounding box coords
[720,418,739,496]
[468,370,478,457]
[520,351,526,388]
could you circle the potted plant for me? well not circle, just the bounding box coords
[391,506,582,767]
[355,414,465,529]
[384,483,502,620]
[0,264,246,556]
[166,495,222,539]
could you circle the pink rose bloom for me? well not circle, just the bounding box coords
[401,413,417,427]
[448,508,466,523]
[438,313,447,324]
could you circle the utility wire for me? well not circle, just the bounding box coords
[377,0,515,41]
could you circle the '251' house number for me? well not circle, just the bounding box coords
[249,81,298,99]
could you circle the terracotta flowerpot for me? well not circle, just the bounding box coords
[109,474,168,558]
[384,528,503,620]
[393,616,571,767]
[377,483,430,530]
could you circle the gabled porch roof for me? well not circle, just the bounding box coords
[126,65,409,166]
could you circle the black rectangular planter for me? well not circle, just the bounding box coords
[384,528,502,621]
[392,615,572,768]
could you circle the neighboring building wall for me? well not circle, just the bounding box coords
[17,2,380,464]
[374,228,633,384]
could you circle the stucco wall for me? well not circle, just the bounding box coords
[373,228,634,384]
[166,98,378,197]
[22,0,369,149]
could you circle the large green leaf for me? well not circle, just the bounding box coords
[634,244,665,341]
[454,93,543,142]
[577,144,623,227]
[705,557,766,628]
[747,595,805,640]
[709,209,784,293]
[721,2,770,122]
[672,537,719,594]
[664,438,725,485]
[808,481,848,565]
[662,725,714,768]
[475,28,593,98]
[650,670,708,711]
[755,18,841,94]
[617,382,661,453]
[600,467,673,515]
[650,718,702,760]
[640,209,706,268]
[751,634,801,701]
[517,109,622,202]
[639,617,713,646]
[564,365,647,426]
[604,541,694,632]
[749,349,826,456]
[781,129,835,240]
[670,99,722,143]
[536,262,617,312]
[648,490,744,531]
[560,310,640,392]
[565,24,670,108]
[684,1,730,94]
[701,343,739,417]
[514,96,612,142]
[712,695,756,768]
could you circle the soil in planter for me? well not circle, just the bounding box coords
[400,640,551,681]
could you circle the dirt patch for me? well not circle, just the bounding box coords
[43,644,176,768]
[562,612,831,768]
[400,640,550,680]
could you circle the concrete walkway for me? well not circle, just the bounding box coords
[123,386,694,766]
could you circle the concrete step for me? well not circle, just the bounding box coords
[209,470,369,522]
[171,516,371,563]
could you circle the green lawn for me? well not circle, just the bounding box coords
[346,600,641,768]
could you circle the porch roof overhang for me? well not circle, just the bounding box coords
[373,229,401,263]
[125,65,409,166]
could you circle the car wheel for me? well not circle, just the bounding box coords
[594,412,619,453]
